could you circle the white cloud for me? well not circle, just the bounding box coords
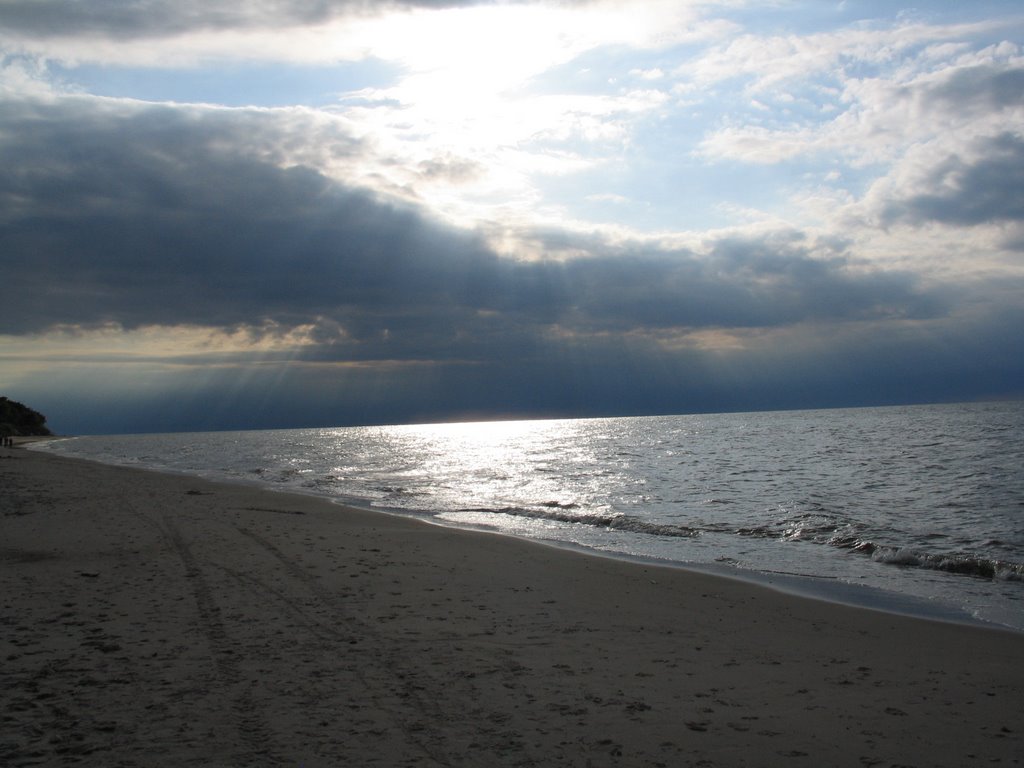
[0,0,713,68]
[631,67,665,80]
[697,33,1024,166]
[686,20,1004,92]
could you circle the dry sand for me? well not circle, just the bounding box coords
[2,440,1022,767]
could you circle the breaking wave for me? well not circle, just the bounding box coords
[459,504,700,538]
[829,535,1024,582]
[463,503,1024,583]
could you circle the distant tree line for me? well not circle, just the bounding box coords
[0,397,53,437]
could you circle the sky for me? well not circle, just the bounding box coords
[2,0,1023,435]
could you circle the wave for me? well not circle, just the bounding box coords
[828,536,1024,582]
[458,504,699,538]
[459,503,1024,583]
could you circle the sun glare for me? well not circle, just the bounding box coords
[330,2,701,233]
[405,417,548,447]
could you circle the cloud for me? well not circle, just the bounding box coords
[10,294,1023,434]
[687,20,1012,94]
[1,93,953,354]
[687,22,959,92]
[690,34,1024,257]
[539,231,947,335]
[875,132,1024,228]
[2,3,1023,432]
[696,33,1024,166]
[844,61,1024,245]
[0,0,491,39]
[923,60,1024,112]
[0,1,513,70]
[0,0,710,71]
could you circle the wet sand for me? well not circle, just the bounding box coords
[2,441,1022,767]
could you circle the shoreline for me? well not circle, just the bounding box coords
[28,435,1014,633]
[3,443,1023,766]
[411,518,1007,632]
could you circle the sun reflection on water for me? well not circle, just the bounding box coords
[376,418,627,536]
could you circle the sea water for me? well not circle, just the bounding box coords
[36,401,1024,630]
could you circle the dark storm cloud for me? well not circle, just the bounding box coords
[881,132,1024,228]
[0,94,957,367]
[0,98,494,337]
[0,0,494,39]
[558,234,946,332]
[26,297,1024,435]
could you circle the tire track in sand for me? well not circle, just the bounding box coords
[232,524,458,766]
[161,516,283,764]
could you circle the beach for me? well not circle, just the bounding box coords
[2,441,1022,767]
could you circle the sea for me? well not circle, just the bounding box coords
[34,401,1024,631]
